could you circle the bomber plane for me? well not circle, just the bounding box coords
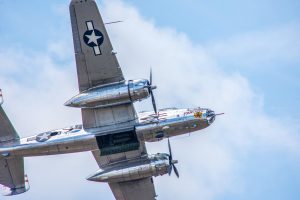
[0,0,222,199]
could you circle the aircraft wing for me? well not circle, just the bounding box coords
[92,149,157,200]
[69,1,157,199]
[69,0,124,92]
[69,0,135,130]
[108,178,156,200]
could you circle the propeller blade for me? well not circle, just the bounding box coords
[167,139,180,178]
[173,164,179,178]
[148,68,158,116]
[168,138,173,160]
[150,68,153,85]
[150,91,158,115]
[168,165,173,176]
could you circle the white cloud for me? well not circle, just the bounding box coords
[0,0,299,200]
[103,0,300,150]
[206,23,300,68]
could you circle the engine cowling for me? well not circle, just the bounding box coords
[64,79,150,108]
[86,153,170,183]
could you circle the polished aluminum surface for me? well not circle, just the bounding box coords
[0,107,216,158]
[87,153,170,183]
[1,0,221,198]
[136,108,212,142]
[64,79,150,108]
[0,126,98,157]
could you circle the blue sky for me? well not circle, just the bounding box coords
[124,0,300,118]
[1,0,299,117]
[0,0,300,200]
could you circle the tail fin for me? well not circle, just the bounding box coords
[0,105,30,195]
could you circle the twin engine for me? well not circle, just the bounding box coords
[86,153,171,183]
[64,79,153,108]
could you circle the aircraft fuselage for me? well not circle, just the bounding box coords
[0,107,215,158]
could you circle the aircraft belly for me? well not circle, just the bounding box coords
[56,138,98,155]
[167,118,209,137]
[136,116,209,142]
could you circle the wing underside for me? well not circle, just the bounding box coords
[69,0,124,92]
[69,1,157,199]
[92,148,157,200]
[109,178,156,200]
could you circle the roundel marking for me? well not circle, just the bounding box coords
[83,29,104,47]
[36,132,51,142]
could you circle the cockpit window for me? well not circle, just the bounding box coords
[74,124,82,129]
[50,131,60,137]
[69,129,81,133]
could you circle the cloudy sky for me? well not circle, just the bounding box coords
[0,0,300,199]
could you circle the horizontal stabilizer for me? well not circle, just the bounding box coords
[0,164,30,196]
[0,106,19,143]
[0,106,29,195]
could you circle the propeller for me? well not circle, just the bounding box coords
[146,68,158,116]
[167,138,179,178]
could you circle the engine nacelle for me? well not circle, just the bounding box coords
[86,153,170,183]
[64,79,150,108]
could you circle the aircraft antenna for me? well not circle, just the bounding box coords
[105,20,123,25]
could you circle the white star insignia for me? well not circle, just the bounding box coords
[37,132,50,141]
[85,31,102,46]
